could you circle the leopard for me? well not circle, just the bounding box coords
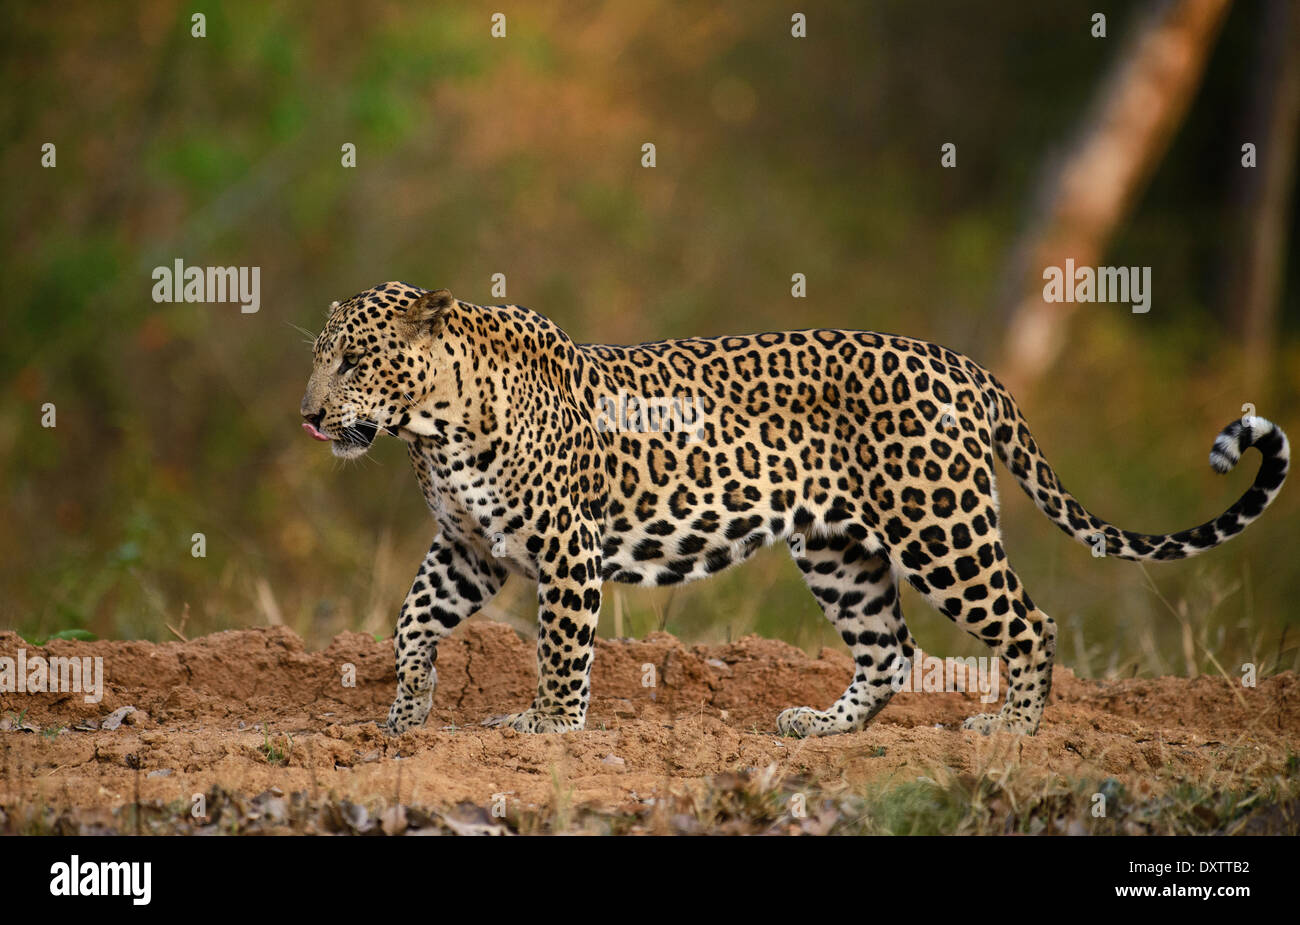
[299,281,1290,738]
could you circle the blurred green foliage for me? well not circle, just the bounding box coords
[1,1,1296,678]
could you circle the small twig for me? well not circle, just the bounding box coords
[165,602,191,642]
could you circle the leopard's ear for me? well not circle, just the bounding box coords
[406,288,455,331]
[326,300,340,316]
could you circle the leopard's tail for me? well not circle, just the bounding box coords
[983,379,1289,562]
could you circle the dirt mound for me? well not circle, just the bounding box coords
[2,622,1297,829]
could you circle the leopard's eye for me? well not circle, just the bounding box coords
[339,353,361,374]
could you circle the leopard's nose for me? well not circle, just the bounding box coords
[301,395,322,421]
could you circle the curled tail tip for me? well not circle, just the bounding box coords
[1209,416,1280,474]
[1209,433,1241,473]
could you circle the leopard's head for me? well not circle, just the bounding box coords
[300,282,454,458]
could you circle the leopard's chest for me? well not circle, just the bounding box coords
[406,439,538,579]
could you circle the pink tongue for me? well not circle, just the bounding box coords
[302,421,332,441]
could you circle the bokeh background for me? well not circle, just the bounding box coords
[3,1,1297,678]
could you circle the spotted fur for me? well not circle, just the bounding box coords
[300,282,1290,737]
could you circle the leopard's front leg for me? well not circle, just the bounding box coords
[386,534,505,734]
[484,534,602,733]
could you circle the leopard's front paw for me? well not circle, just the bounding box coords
[776,706,839,738]
[482,708,584,733]
[385,681,435,735]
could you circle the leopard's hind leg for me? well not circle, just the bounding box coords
[776,534,916,737]
[893,533,1057,735]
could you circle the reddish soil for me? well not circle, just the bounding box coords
[2,622,1297,824]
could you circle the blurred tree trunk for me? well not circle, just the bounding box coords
[996,0,1231,395]
[1218,0,1300,393]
